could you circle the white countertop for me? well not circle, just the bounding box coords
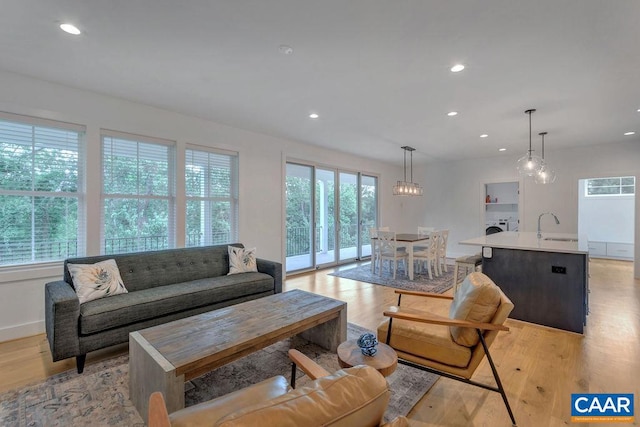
[459,231,589,254]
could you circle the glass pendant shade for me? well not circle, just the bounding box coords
[534,131,556,184]
[517,109,544,176]
[517,152,544,176]
[534,164,557,184]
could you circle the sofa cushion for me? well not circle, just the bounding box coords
[228,246,258,275]
[67,259,128,304]
[449,272,501,347]
[79,272,274,335]
[215,365,389,427]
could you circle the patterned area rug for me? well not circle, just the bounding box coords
[330,262,454,293]
[0,324,437,426]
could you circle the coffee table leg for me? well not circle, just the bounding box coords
[129,332,184,423]
[299,305,347,352]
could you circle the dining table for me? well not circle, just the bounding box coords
[371,233,430,280]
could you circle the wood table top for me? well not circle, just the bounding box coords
[337,340,398,377]
[137,289,346,380]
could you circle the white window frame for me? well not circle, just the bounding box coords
[0,111,85,266]
[585,176,635,197]
[185,144,239,246]
[101,129,176,254]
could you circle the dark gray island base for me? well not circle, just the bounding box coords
[482,247,588,333]
[460,232,589,334]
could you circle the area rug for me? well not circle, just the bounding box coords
[330,262,454,293]
[0,324,437,427]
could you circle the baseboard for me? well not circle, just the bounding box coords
[0,320,45,343]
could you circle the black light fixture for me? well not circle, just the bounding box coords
[393,146,423,196]
[517,109,544,176]
[534,132,557,184]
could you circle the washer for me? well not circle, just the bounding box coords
[485,220,507,235]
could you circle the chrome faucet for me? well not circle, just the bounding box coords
[537,212,560,239]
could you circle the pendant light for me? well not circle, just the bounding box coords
[517,109,544,176]
[534,132,557,184]
[393,146,423,196]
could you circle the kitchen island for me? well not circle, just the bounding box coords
[460,231,589,333]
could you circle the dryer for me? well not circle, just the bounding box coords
[485,220,506,235]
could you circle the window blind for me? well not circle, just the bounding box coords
[102,131,175,254]
[0,113,85,265]
[185,146,238,246]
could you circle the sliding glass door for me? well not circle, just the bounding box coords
[286,162,379,273]
[285,163,314,271]
[315,168,337,268]
[359,174,378,258]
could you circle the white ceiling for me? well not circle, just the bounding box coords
[1,0,639,165]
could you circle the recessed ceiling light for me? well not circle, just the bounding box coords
[309,113,319,119]
[447,111,458,116]
[450,64,465,73]
[480,134,488,138]
[499,148,507,152]
[624,131,636,136]
[60,23,81,35]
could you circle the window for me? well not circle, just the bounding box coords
[102,130,175,254]
[185,147,238,246]
[586,176,635,196]
[0,113,85,266]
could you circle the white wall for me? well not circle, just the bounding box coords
[411,143,640,269]
[578,180,634,243]
[0,70,406,342]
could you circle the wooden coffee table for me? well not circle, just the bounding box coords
[337,340,398,377]
[129,289,347,422]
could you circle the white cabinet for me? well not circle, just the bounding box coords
[588,241,633,260]
[606,243,634,259]
[587,241,607,257]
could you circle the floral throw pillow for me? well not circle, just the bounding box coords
[67,259,128,304]
[228,246,258,275]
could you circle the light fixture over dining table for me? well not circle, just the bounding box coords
[393,146,424,196]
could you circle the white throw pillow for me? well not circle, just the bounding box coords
[228,246,258,275]
[67,259,128,304]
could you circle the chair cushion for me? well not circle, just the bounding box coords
[377,315,472,368]
[169,375,290,427]
[449,272,501,347]
[215,365,389,427]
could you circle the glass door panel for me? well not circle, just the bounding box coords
[359,175,378,258]
[338,171,358,262]
[315,168,337,267]
[285,163,313,272]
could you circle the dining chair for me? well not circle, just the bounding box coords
[437,229,449,275]
[369,227,390,273]
[414,226,435,251]
[413,231,439,279]
[377,231,408,279]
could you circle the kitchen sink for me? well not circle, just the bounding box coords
[543,237,578,242]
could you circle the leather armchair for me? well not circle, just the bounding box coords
[149,349,413,426]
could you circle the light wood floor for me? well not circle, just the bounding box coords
[1,258,638,427]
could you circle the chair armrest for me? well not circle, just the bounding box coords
[44,280,81,361]
[394,289,453,300]
[256,258,283,294]
[148,392,171,427]
[288,349,331,380]
[383,306,509,332]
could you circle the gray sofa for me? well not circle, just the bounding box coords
[45,244,282,373]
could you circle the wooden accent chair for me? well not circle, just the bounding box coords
[377,272,517,426]
[149,349,414,427]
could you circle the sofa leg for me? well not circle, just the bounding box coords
[76,354,86,374]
